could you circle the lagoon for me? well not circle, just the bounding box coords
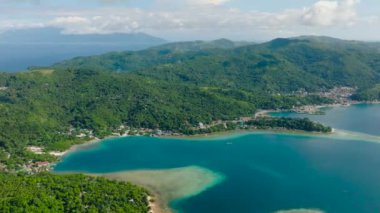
[271,104,380,136]
[54,105,380,213]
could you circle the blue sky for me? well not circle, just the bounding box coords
[0,0,379,41]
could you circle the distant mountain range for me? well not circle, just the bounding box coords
[53,35,380,93]
[0,27,166,71]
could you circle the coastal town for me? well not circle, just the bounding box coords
[4,86,373,174]
[289,86,359,114]
[3,1,380,211]
[16,126,184,174]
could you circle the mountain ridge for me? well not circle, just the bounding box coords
[52,35,380,92]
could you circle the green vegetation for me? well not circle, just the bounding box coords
[0,35,375,211]
[183,117,332,135]
[0,172,149,212]
[0,68,329,169]
[352,84,380,101]
[246,117,332,133]
[52,36,380,95]
[1,36,380,169]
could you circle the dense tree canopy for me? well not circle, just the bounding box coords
[1,36,379,168]
[53,36,380,94]
[1,36,378,212]
[0,173,149,212]
[0,68,331,168]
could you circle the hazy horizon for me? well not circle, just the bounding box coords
[1,0,380,41]
[1,26,380,44]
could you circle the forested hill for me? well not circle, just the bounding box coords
[1,36,380,169]
[148,38,255,52]
[51,39,249,73]
[0,69,328,169]
[51,36,380,95]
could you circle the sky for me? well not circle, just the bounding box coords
[0,0,379,41]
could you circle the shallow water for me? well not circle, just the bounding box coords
[55,104,380,213]
[98,166,225,203]
[271,104,380,136]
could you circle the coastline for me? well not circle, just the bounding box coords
[53,102,380,213]
[55,166,224,213]
[55,102,380,158]
[52,135,171,213]
[147,195,170,213]
[58,102,380,157]
[162,128,380,144]
[58,127,334,158]
[97,166,225,213]
[54,169,170,213]
[56,135,128,158]
[52,127,380,213]
[257,101,380,117]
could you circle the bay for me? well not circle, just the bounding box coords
[54,104,380,213]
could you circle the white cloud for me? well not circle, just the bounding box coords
[0,20,45,33]
[0,0,375,40]
[301,0,360,26]
[50,15,141,34]
[188,0,230,6]
[0,0,129,4]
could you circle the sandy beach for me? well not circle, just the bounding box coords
[274,209,325,213]
[147,195,169,213]
[58,135,129,158]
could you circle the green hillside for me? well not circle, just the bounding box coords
[0,68,328,168]
[1,36,380,169]
[1,36,379,211]
[52,37,380,94]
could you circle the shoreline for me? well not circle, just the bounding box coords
[52,127,380,213]
[54,170,171,213]
[52,102,380,213]
[53,135,171,213]
[58,102,380,157]
[56,135,129,158]
[147,195,171,213]
[55,166,224,213]
[257,101,380,117]
[162,128,380,144]
[161,128,332,140]
[59,128,334,158]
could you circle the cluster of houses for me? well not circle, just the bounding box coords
[18,125,183,174]
[295,87,357,105]
[21,146,52,173]
[21,160,51,174]
[65,125,175,139]
[110,125,180,137]
[58,127,95,138]
[318,87,357,105]
[74,128,94,138]
[287,87,359,114]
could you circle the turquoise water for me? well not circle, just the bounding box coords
[55,105,380,213]
[270,104,380,136]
